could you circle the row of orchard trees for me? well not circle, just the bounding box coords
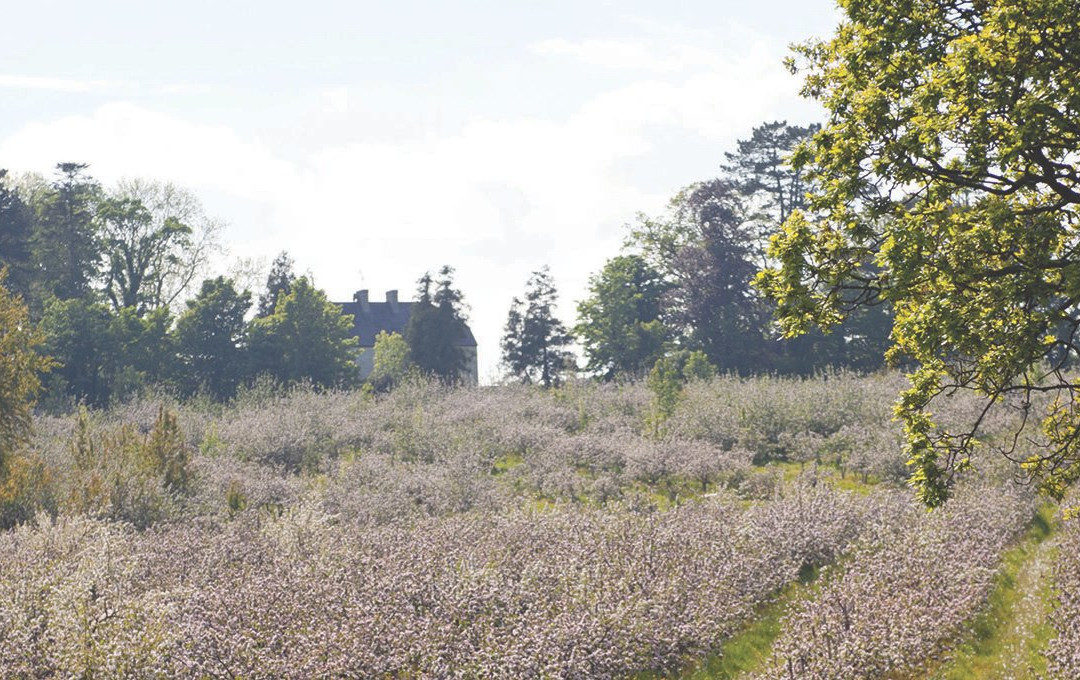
[498,121,894,388]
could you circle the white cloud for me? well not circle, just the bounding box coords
[0,102,298,204]
[153,82,215,96]
[0,33,818,382]
[530,38,726,74]
[0,73,120,93]
[319,87,350,115]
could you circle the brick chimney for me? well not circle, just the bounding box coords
[353,289,370,313]
[386,289,399,313]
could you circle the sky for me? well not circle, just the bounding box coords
[0,0,843,383]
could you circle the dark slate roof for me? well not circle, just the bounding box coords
[336,300,477,348]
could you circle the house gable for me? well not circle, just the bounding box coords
[336,289,477,348]
[335,289,479,384]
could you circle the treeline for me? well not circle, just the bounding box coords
[0,166,472,408]
[499,120,892,388]
[1,119,892,410]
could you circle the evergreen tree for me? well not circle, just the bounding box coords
[110,305,175,399]
[722,121,819,263]
[31,163,101,301]
[39,296,118,408]
[405,266,469,383]
[501,266,574,387]
[0,171,35,302]
[256,251,296,317]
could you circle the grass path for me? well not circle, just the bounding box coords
[634,564,825,680]
[642,487,1059,680]
[677,574,812,679]
[920,505,1057,680]
[672,503,1060,680]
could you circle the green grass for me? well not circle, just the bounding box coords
[490,452,524,475]
[921,504,1057,680]
[682,573,814,679]
[645,502,1060,680]
[764,460,880,495]
[636,564,822,680]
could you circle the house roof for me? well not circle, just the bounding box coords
[336,291,477,348]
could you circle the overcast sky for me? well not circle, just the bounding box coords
[0,0,843,382]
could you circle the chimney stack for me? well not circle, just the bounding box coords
[386,289,399,313]
[353,289,370,313]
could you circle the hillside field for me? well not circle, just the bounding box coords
[1,373,1078,678]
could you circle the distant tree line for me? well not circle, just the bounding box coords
[1,119,893,409]
[0,165,472,408]
[500,120,893,386]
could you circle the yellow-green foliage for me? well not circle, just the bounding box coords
[0,272,55,528]
[369,330,413,391]
[0,453,56,528]
[142,407,193,493]
[756,0,1080,506]
[65,406,195,528]
[0,270,52,470]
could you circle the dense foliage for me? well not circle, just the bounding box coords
[173,277,251,400]
[0,274,50,470]
[758,0,1080,505]
[575,254,669,379]
[248,277,358,389]
[0,167,363,406]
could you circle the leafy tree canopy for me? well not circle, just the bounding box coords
[249,277,357,389]
[757,0,1080,506]
[97,196,193,315]
[575,254,669,380]
[629,180,766,373]
[368,330,413,392]
[174,277,251,400]
[105,178,220,313]
[39,296,118,409]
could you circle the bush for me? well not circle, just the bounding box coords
[64,406,195,528]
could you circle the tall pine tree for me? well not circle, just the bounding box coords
[502,266,573,387]
[257,251,296,317]
[32,163,101,302]
[406,266,469,383]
